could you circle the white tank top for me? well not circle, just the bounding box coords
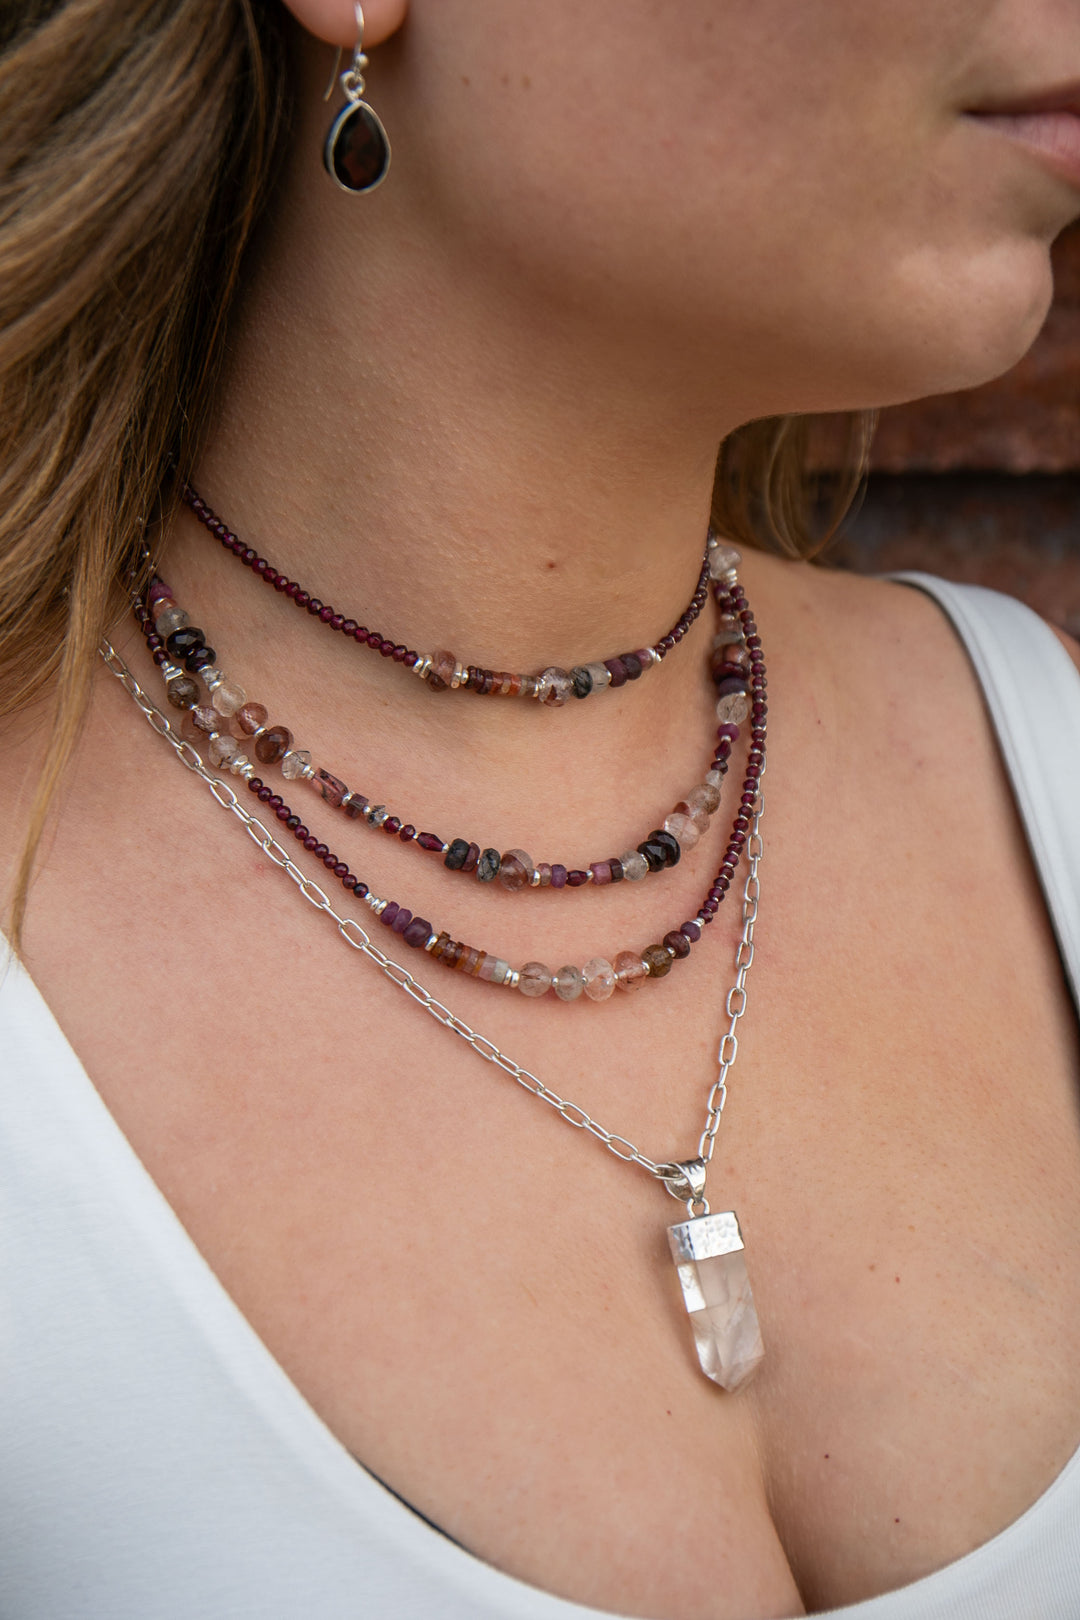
[1,575,1078,1619]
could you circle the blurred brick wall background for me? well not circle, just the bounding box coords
[827,223,1080,637]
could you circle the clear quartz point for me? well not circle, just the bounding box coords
[668,1210,764,1391]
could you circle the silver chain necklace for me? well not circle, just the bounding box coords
[101,638,767,1391]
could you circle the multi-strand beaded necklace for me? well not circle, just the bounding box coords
[108,493,769,1391]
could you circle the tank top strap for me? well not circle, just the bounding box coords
[888,572,1080,1011]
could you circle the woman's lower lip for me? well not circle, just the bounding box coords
[969,109,1080,191]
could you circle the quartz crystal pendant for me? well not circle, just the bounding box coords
[668,1210,764,1391]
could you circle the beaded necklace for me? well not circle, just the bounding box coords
[182,483,720,704]
[112,533,768,1391]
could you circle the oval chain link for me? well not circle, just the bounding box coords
[101,640,764,1191]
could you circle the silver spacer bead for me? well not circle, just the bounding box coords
[529,869,542,887]
[300,763,316,780]
[160,660,182,682]
[412,654,433,680]
[367,894,386,914]
[424,933,440,952]
[506,970,520,990]
[450,661,468,689]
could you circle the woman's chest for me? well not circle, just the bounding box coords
[21,717,1080,1620]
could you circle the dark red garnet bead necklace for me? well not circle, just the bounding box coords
[181,482,714,705]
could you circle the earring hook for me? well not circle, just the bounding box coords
[322,4,368,103]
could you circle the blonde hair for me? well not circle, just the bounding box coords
[0,0,871,949]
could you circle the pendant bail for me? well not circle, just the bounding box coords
[658,1156,710,1216]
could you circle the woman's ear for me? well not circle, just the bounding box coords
[280,0,408,49]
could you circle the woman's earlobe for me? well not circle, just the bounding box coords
[281,0,408,50]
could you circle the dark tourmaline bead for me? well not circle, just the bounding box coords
[165,626,205,659]
[663,930,692,960]
[715,675,749,698]
[403,917,432,949]
[571,666,593,699]
[185,646,215,673]
[165,675,199,710]
[444,838,470,871]
[649,829,681,867]
[604,657,628,688]
[391,908,413,934]
[680,921,702,943]
[550,864,568,889]
[567,869,590,887]
[608,858,624,883]
[381,901,400,928]
[417,832,446,853]
[254,725,292,765]
[638,839,668,873]
[642,943,675,979]
[462,843,480,874]
[621,653,643,681]
[477,848,501,883]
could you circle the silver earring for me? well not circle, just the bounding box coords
[323,3,392,194]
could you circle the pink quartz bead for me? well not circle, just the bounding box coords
[614,951,647,992]
[664,810,700,850]
[147,579,174,606]
[211,679,246,717]
[582,957,616,1002]
[233,701,269,737]
[518,961,553,998]
[497,850,533,892]
[688,782,722,816]
[192,705,223,735]
[590,861,612,886]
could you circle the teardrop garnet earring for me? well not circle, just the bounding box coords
[323,2,392,194]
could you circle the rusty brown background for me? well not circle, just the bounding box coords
[828,223,1080,637]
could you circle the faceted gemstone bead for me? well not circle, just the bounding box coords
[570,666,593,699]
[590,861,612,886]
[478,956,511,983]
[326,100,391,192]
[403,917,432,949]
[550,865,568,889]
[680,921,702,943]
[582,957,616,1002]
[642,943,675,978]
[608,858,624,883]
[461,843,479,874]
[614,950,647,992]
[582,661,611,691]
[620,850,649,882]
[233,701,268,736]
[552,965,585,1002]
[165,675,199,710]
[708,541,743,579]
[417,833,446,852]
[147,579,174,606]
[343,793,369,819]
[312,768,347,807]
[154,605,189,636]
[211,680,247,717]
[566,870,589,887]
[427,649,457,691]
[664,811,700,851]
[477,848,501,883]
[254,725,292,764]
[649,829,681,867]
[497,849,533,892]
[165,626,204,659]
[281,749,312,780]
[668,1210,764,1390]
[663,930,692,960]
[186,646,216,673]
[518,961,553,998]
[638,840,668,874]
[208,733,239,766]
[537,667,574,707]
[444,838,470,871]
[688,782,722,816]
